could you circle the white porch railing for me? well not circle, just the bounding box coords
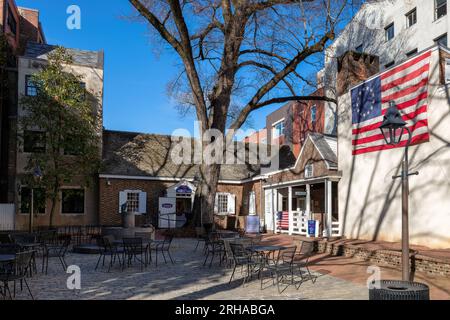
[0,204,15,231]
[291,211,308,236]
[331,221,341,236]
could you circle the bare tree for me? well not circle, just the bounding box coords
[129,0,358,224]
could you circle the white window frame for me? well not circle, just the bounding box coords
[305,163,314,178]
[435,0,447,21]
[385,23,394,42]
[272,119,285,139]
[217,193,229,215]
[119,190,147,215]
[406,8,417,28]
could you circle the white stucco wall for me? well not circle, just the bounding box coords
[337,46,450,249]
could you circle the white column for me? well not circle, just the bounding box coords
[288,186,293,235]
[306,184,311,238]
[327,180,333,237]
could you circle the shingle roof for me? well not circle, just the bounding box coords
[101,130,261,181]
[309,133,338,169]
[23,42,104,69]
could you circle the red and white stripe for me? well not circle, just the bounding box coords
[352,50,431,155]
[277,211,289,230]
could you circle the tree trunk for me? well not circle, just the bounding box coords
[200,163,221,226]
[48,184,59,228]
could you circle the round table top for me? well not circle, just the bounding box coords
[0,254,15,263]
[248,245,288,252]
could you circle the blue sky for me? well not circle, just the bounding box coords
[17,0,285,136]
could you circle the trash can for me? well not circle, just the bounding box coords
[369,280,430,300]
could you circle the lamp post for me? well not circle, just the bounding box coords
[30,163,43,233]
[379,101,419,281]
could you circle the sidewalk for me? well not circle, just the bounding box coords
[258,233,450,300]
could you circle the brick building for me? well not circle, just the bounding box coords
[1,0,45,204]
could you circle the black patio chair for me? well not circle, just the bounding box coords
[0,251,34,300]
[194,227,209,253]
[263,246,297,293]
[42,235,71,274]
[151,235,174,266]
[122,238,146,270]
[293,241,316,285]
[229,243,259,286]
[95,236,123,272]
[203,234,225,268]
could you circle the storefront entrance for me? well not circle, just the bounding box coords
[158,180,196,229]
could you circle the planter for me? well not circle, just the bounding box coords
[369,280,430,300]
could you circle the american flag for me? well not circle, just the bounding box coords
[277,211,289,231]
[351,50,431,155]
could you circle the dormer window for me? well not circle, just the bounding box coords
[305,162,314,178]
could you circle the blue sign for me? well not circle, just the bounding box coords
[162,203,173,209]
[308,220,316,236]
[176,185,192,194]
[246,216,260,234]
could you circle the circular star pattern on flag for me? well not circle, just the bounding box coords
[353,84,377,120]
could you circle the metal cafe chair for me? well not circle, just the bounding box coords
[293,241,316,286]
[0,251,35,300]
[42,235,71,274]
[95,236,123,272]
[150,235,175,266]
[228,243,259,286]
[122,238,146,270]
[263,246,297,293]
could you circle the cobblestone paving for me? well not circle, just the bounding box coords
[10,239,369,300]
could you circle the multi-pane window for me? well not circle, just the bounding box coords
[406,8,417,28]
[305,163,314,178]
[24,131,46,153]
[26,75,38,96]
[272,121,284,139]
[436,0,447,20]
[61,189,85,214]
[311,105,317,125]
[217,194,228,214]
[434,33,448,47]
[7,6,17,35]
[127,192,140,213]
[385,23,394,41]
[20,188,46,214]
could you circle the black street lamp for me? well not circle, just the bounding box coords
[379,101,418,281]
[30,163,43,233]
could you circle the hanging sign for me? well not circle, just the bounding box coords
[176,185,192,194]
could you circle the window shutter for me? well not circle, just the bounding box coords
[119,191,127,213]
[249,192,256,215]
[214,193,218,214]
[228,194,236,214]
[138,191,147,214]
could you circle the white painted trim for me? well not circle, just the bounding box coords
[263,175,341,189]
[99,174,265,185]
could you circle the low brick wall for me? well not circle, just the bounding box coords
[316,240,450,277]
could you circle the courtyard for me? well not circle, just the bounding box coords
[8,238,370,300]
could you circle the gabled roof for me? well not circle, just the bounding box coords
[101,130,262,181]
[294,133,338,170]
[23,42,104,69]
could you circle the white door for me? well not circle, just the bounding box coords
[264,189,274,231]
[158,197,176,229]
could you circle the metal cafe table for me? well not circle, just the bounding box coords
[247,245,288,269]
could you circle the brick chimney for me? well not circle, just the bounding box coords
[336,51,379,96]
[17,7,41,54]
